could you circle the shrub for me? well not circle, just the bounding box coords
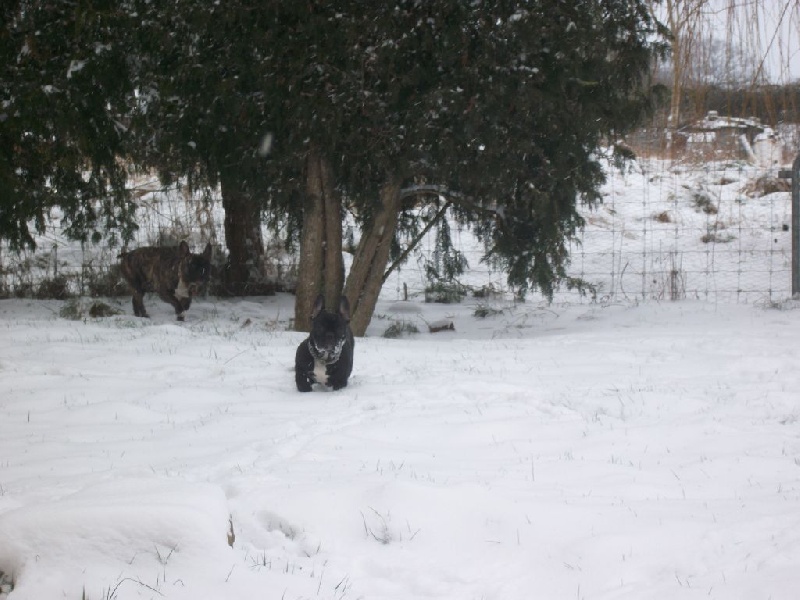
[60,298,122,320]
[743,175,790,197]
[701,222,735,244]
[88,301,123,318]
[654,211,671,223]
[693,192,718,215]
[0,569,13,595]
[473,304,502,318]
[471,284,504,299]
[383,321,420,338]
[424,282,466,304]
[83,264,129,297]
[35,275,74,300]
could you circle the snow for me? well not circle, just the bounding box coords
[1,154,800,599]
[1,292,799,600]
[66,60,86,79]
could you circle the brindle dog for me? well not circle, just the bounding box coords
[120,241,212,321]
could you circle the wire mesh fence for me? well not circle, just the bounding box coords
[0,160,795,305]
[385,159,794,304]
[581,160,792,303]
[0,179,296,299]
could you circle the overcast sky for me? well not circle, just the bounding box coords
[704,0,800,83]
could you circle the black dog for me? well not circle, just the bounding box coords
[119,240,212,321]
[295,295,355,392]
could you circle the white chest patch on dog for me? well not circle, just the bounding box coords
[175,277,190,300]
[313,359,329,386]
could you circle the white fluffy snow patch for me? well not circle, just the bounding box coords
[0,479,232,600]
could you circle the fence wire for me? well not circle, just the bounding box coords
[0,160,794,305]
[386,159,793,304]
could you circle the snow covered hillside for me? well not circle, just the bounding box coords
[1,293,799,600]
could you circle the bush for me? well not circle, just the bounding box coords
[424,282,466,304]
[473,304,502,318]
[83,264,129,297]
[743,175,790,197]
[693,192,718,215]
[701,222,735,244]
[0,569,13,595]
[653,211,671,223]
[35,275,74,300]
[383,321,420,338]
[60,298,122,320]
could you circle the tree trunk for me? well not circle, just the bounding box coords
[665,0,683,129]
[664,0,706,132]
[344,179,402,337]
[294,146,344,332]
[220,171,264,295]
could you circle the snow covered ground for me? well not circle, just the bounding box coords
[1,292,800,600]
[1,153,799,599]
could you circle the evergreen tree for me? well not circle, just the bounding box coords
[125,0,283,293]
[2,0,666,331]
[264,0,667,332]
[1,1,137,250]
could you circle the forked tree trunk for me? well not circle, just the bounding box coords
[344,179,403,337]
[220,171,264,295]
[294,146,344,332]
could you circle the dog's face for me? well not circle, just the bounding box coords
[178,241,212,293]
[308,295,351,363]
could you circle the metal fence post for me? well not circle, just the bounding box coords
[779,154,800,297]
[794,154,800,297]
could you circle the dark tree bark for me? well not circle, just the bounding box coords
[344,180,403,337]
[220,171,264,295]
[294,146,344,332]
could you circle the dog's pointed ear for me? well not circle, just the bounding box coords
[202,242,212,260]
[338,295,351,322]
[311,294,325,319]
[178,241,190,257]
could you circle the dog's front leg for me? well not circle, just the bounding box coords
[330,379,348,391]
[327,362,350,390]
[295,369,313,392]
[159,291,187,321]
[131,288,149,318]
[295,341,315,392]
